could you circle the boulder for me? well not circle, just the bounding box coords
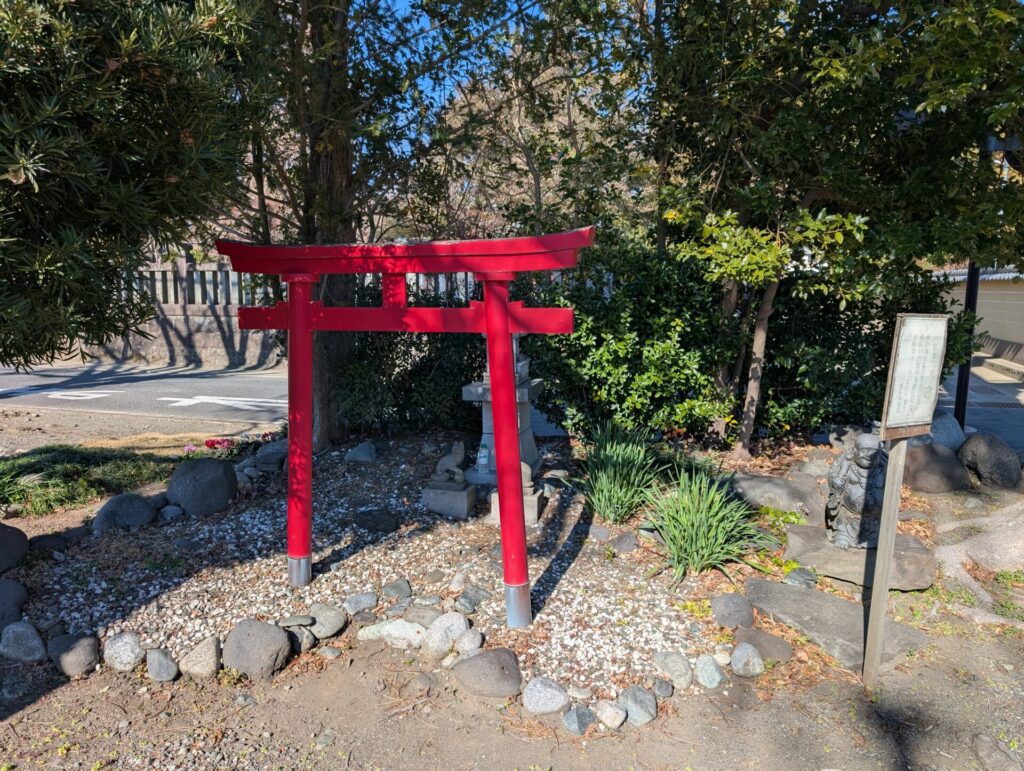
[0,620,46,662]
[710,593,754,629]
[653,650,693,689]
[523,676,570,714]
[904,443,971,493]
[103,631,145,672]
[167,458,238,517]
[695,655,726,689]
[729,473,823,523]
[0,578,28,630]
[452,647,522,698]
[908,412,966,453]
[48,634,100,677]
[784,524,936,591]
[729,642,764,677]
[595,700,628,730]
[345,441,377,462]
[0,523,29,572]
[307,602,348,640]
[382,619,426,649]
[745,578,927,670]
[222,619,290,680]
[253,440,288,471]
[421,612,470,660]
[958,433,1023,490]
[455,628,483,654]
[92,494,158,534]
[617,685,658,726]
[179,635,221,680]
[146,648,179,682]
[734,627,793,664]
[562,706,597,735]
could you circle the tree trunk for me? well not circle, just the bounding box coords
[732,280,779,459]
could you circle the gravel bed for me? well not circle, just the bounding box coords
[14,437,708,692]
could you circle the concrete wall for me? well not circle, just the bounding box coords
[948,279,1024,364]
[90,303,282,369]
[88,258,282,369]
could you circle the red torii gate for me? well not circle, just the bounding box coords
[216,227,594,628]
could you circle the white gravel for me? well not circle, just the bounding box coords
[17,438,708,692]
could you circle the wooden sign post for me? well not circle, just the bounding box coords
[862,313,949,689]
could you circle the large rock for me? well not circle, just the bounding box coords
[146,648,179,682]
[653,650,693,689]
[307,602,348,640]
[167,458,238,517]
[421,612,470,660]
[179,636,221,680]
[710,593,754,628]
[253,439,288,471]
[0,620,46,662]
[452,647,522,698]
[103,631,145,672]
[958,433,1023,490]
[784,524,936,590]
[909,412,966,453]
[522,676,570,714]
[617,685,658,726]
[48,634,100,677]
[345,441,377,462]
[0,578,28,630]
[745,578,927,670]
[735,627,793,663]
[904,443,971,493]
[730,473,823,522]
[0,523,29,573]
[222,619,290,680]
[92,493,158,534]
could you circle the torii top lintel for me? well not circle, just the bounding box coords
[215,226,594,277]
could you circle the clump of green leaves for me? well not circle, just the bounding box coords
[578,422,663,524]
[0,445,169,516]
[645,472,775,578]
[759,505,806,536]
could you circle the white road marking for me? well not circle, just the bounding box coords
[46,390,127,401]
[157,395,287,411]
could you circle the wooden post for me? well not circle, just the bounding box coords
[862,437,909,690]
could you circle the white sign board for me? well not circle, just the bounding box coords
[880,314,949,440]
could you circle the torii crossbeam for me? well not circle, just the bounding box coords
[216,227,594,628]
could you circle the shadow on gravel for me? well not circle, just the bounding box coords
[862,698,938,769]
[529,482,590,616]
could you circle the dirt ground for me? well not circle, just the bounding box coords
[2,417,1024,770]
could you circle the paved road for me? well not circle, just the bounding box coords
[940,366,1024,453]
[0,363,288,425]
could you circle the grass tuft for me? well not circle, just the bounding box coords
[0,445,170,516]
[578,423,663,524]
[645,471,775,578]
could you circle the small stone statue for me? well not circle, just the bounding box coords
[428,441,467,489]
[826,433,888,549]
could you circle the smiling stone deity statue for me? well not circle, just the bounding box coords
[826,433,889,549]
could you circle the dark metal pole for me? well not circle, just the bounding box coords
[953,261,981,428]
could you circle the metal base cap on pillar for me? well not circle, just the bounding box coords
[504,582,533,628]
[288,556,312,587]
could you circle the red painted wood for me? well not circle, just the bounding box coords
[218,226,593,264]
[285,277,315,566]
[238,302,573,335]
[483,280,530,591]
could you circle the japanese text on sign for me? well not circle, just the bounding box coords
[882,314,949,432]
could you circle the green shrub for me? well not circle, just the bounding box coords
[645,472,775,578]
[579,423,663,524]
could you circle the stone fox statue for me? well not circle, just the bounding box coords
[826,433,888,550]
[429,441,467,487]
